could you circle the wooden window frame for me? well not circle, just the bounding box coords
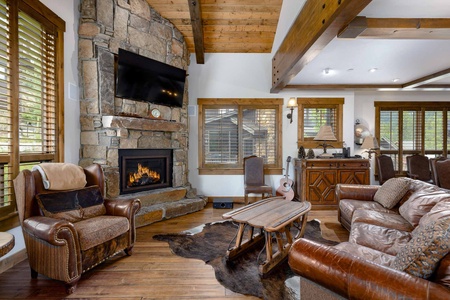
[375,101,450,175]
[197,98,283,175]
[0,0,65,230]
[297,98,344,149]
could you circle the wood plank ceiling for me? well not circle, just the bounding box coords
[145,0,283,63]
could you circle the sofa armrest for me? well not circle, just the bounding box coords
[23,216,78,246]
[336,184,380,202]
[104,198,141,219]
[288,239,450,300]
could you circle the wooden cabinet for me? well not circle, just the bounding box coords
[293,158,370,209]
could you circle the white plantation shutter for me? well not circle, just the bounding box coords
[18,10,57,155]
[242,108,277,164]
[204,108,239,164]
[376,102,450,175]
[198,98,282,174]
[0,0,64,222]
[303,107,337,139]
[0,0,12,211]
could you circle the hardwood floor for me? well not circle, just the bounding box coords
[0,203,349,299]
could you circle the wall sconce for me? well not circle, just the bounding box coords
[286,97,297,124]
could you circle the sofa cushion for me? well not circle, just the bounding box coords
[352,209,414,232]
[74,215,130,251]
[349,222,412,256]
[392,218,450,278]
[412,199,450,237]
[36,186,106,223]
[334,242,396,267]
[339,200,392,226]
[373,178,410,209]
[399,189,450,227]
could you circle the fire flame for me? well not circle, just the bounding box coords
[128,163,160,187]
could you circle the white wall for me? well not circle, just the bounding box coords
[41,0,81,164]
[0,0,80,263]
[187,53,356,197]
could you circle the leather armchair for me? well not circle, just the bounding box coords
[13,164,141,294]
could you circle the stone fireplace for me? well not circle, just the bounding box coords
[78,0,205,227]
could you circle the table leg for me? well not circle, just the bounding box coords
[259,225,292,276]
[226,224,264,261]
[294,212,309,239]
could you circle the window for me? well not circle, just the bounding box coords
[375,102,449,174]
[198,98,283,175]
[297,98,344,148]
[0,0,65,228]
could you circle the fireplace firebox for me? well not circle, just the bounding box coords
[119,149,173,195]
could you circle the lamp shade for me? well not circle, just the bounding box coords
[361,135,379,149]
[287,97,297,108]
[314,125,337,141]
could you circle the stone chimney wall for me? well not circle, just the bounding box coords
[78,0,191,198]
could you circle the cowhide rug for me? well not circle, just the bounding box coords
[153,219,337,300]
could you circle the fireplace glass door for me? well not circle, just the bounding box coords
[119,149,173,194]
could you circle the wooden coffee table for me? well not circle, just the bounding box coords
[222,196,311,276]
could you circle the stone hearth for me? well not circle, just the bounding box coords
[78,0,205,223]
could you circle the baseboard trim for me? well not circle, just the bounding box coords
[0,249,27,274]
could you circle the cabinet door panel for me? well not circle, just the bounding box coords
[339,170,369,184]
[306,170,336,204]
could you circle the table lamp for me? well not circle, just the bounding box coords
[314,125,337,157]
[361,135,379,159]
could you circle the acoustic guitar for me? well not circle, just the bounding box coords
[276,156,295,200]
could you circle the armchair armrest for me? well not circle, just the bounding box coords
[23,216,78,246]
[289,239,450,300]
[104,198,141,219]
[336,184,380,202]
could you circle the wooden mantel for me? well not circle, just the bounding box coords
[102,116,186,132]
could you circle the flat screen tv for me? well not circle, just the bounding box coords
[115,48,186,108]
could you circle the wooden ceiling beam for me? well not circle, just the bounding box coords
[338,17,450,39]
[188,0,205,64]
[270,0,372,93]
[402,68,450,89]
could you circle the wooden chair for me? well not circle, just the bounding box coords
[430,156,446,186]
[435,159,450,189]
[244,156,272,205]
[406,154,432,183]
[375,155,395,185]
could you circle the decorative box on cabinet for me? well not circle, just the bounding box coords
[293,158,370,209]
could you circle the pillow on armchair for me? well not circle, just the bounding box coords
[36,185,106,222]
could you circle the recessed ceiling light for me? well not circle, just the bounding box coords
[323,68,331,75]
[347,68,354,72]
[369,68,378,73]
[392,78,400,83]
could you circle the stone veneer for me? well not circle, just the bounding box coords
[77,0,196,206]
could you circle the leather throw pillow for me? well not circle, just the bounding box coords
[36,185,106,223]
[373,177,410,209]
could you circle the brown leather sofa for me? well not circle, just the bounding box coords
[13,163,141,294]
[288,177,450,300]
